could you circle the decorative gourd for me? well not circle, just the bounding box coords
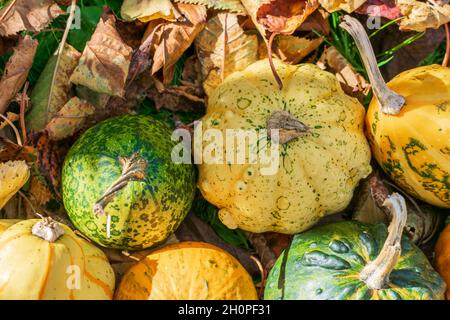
[0,219,21,234]
[115,242,258,300]
[435,220,450,299]
[264,194,446,300]
[340,16,450,208]
[62,115,196,250]
[0,217,115,299]
[196,58,372,234]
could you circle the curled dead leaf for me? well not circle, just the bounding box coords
[317,46,370,102]
[45,97,96,141]
[146,3,207,83]
[276,35,323,64]
[70,13,133,97]
[0,35,37,114]
[0,160,30,210]
[256,0,320,34]
[0,0,63,36]
[121,0,183,22]
[0,137,36,162]
[318,0,367,12]
[29,175,53,207]
[195,13,259,95]
[398,0,450,31]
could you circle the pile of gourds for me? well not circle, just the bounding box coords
[0,16,448,300]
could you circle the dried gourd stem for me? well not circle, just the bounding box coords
[32,216,65,242]
[93,153,148,216]
[359,193,408,290]
[19,82,28,145]
[339,15,405,115]
[267,32,283,90]
[250,255,266,298]
[0,113,22,146]
[121,251,140,262]
[0,0,17,22]
[383,180,424,218]
[443,23,449,68]
[267,110,310,144]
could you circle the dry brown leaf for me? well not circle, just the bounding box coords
[0,35,37,114]
[276,35,323,64]
[0,112,19,130]
[147,3,207,83]
[45,97,96,141]
[0,0,63,36]
[398,0,450,31]
[27,43,81,132]
[318,0,367,12]
[317,46,370,102]
[0,160,30,210]
[174,0,246,14]
[0,137,36,162]
[29,175,52,207]
[195,13,259,95]
[70,13,133,97]
[256,0,320,34]
[121,0,183,22]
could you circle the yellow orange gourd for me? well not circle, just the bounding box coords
[115,242,258,300]
[196,58,372,234]
[435,222,450,299]
[0,218,115,299]
[340,16,450,208]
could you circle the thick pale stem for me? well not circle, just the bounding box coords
[93,153,148,216]
[267,110,310,144]
[359,193,408,290]
[339,15,405,115]
[32,217,65,242]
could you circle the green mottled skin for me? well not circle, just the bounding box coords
[264,221,446,300]
[62,115,196,250]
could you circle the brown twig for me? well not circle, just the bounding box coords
[221,13,228,82]
[443,23,449,68]
[267,32,283,90]
[0,0,18,23]
[19,82,28,145]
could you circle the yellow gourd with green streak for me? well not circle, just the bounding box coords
[196,58,372,234]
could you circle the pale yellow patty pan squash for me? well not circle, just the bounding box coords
[0,218,115,300]
[196,59,372,234]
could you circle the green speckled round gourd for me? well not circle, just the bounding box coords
[62,115,196,250]
[264,194,446,300]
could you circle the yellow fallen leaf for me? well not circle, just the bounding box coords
[174,0,246,14]
[121,0,182,22]
[276,35,323,63]
[0,0,63,36]
[318,0,367,13]
[0,160,30,210]
[195,13,259,95]
[398,0,450,32]
[70,13,133,97]
[45,97,96,141]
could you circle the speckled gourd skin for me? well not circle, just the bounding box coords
[366,65,450,208]
[62,115,196,250]
[197,59,372,234]
[264,221,446,300]
[115,242,258,300]
[0,219,115,300]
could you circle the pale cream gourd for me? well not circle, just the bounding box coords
[196,59,372,234]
